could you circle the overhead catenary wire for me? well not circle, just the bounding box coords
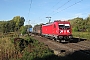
[35,0,83,25]
[44,0,62,15]
[56,0,71,10]
[39,0,71,21]
[48,0,72,16]
[52,0,83,16]
[27,0,32,21]
[39,0,62,20]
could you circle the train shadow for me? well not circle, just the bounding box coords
[60,38,87,44]
[69,37,87,43]
[70,50,90,60]
[33,49,90,60]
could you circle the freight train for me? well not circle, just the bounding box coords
[29,20,73,42]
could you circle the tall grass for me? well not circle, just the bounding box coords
[0,33,54,60]
[72,32,90,40]
[0,37,16,60]
[0,32,24,60]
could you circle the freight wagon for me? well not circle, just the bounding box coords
[27,28,33,33]
[33,25,42,35]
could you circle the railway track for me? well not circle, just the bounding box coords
[65,43,90,50]
[31,35,90,59]
[77,41,90,47]
[63,43,90,56]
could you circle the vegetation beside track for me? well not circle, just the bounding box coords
[68,16,90,40]
[72,32,90,40]
[0,34,54,60]
[0,32,90,60]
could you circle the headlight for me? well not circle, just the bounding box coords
[67,30,70,33]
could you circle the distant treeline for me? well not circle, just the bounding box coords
[0,15,90,34]
[68,15,90,32]
[0,16,32,34]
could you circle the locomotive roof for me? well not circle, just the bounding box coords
[42,20,70,26]
[54,20,69,22]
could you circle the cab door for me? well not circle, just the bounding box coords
[52,24,56,34]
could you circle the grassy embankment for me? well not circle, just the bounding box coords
[0,32,90,60]
[0,32,54,60]
[72,32,90,40]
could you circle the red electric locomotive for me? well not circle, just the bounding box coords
[41,20,73,42]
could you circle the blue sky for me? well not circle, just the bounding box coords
[0,0,90,27]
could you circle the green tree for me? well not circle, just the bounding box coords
[1,21,8,33]
[12,16,25,31]
[19,26,27,35]
[25,25,32,29]
[69,17,84,32]
[9,20,16,32]
[0,16,25,33]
